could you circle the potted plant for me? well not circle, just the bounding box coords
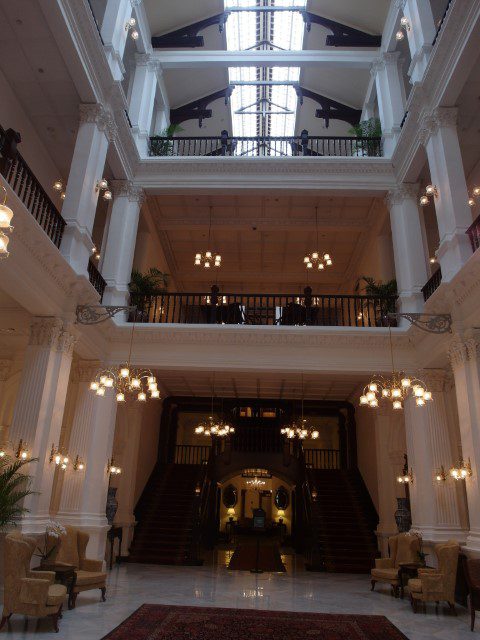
[0,455,37,530]
[129,268,169,321]
[34,520,66,566]
[348,118,382,157]
[354,276,398,326]
[150,123,184,156]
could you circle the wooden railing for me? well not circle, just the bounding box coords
[87,259,107,301]
[421,267,442,302]
[149,132,382,158]
[467,214,480,254]
[175,445,211,465]
[130,292,397,328]
[0,126,66,248]
[304,448,340,470]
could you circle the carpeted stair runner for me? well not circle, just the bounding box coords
[228,540,285,572]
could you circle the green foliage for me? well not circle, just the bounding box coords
[355,276,398,298]
[348,117,382,139]
[129,268,169,297]
[0,456,37,530]
[150,124,184,156]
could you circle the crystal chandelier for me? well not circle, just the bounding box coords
[194,377,234,438]
[246,477,266,490]
[359,327,432,410]
[304,206,333,271]
[280,375,319,440]
[195,206,221,269]
[90,323,160,403]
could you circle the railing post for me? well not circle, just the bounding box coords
[301,129,309,156]
[0,128,21,178]
[220,130,229,156]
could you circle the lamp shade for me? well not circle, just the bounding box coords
[0,203,13,229]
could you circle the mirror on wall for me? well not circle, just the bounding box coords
[274,486,289,510]
[222,484,238,508]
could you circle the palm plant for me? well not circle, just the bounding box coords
[150,123,184,156]
[348,118,382,156]
[0,455,36,530]
[355,276,398,325]
[129,268,169,321]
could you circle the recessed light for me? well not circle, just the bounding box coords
[38,68,45,74]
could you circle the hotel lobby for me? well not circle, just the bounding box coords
[1,0,480,638]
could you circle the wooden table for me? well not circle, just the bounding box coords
[33,563,77,610]
[398,563,432,599]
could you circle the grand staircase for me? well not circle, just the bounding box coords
[129,463,202,565]
[308,469,379,573]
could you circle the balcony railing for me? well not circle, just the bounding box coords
[130,292,397,328]
[467,214,480,254]
[175,445,211,465]
[149,132,382,158]
[421,267,442,302]
[88,259,107,301]
[304,448,340,470]
[0,125,66,248]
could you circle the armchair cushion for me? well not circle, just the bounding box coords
[408,578,422,593]
[80,558,103,572]
[46,584,68,607]
[27,570,55,584]
[371,568,399,582]
[375,558,394,570]
[75,570,107,588]
[19,578,51,605]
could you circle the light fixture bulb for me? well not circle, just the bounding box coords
[423,391,432,401]
[368,383,378,392]
[96,387,106,396]
[90,381,99,391]
[0,203,14,229]
[420,195,429,206]
[382,388,390,397]
[369,399,379,408]
[104,377,114,388]
[103,190,113,201]
[131,29,139,40]
[360,395,368,405]
[473,187,480,197]
[393,400,403,410]
[312,252,319,259]
[97,179,108,190]
[60,192,66,200]
[469,198,476,207]
[425,184,436,196]
[138,392,147,402]
[416,397,426,406]
[391,388,401,398]
[396,30,405,40]
[0,231,10,256]
[151,389,160,398]
[127,17,136,27]
[401,377,411,387]
[53,180,63,191]
[116,392,125,402]
[131,378,141,388]
[318,263,324,270]
[400,16,409,26]
[120,367,130,378]
[366,391,375,402]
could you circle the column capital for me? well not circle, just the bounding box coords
[386,183,419,207]
[78,104,117,142]
[112,180,145,205]
[419,368,447,392]
[75,360,101,383]
[29,318,76,356]
[130,0,143,5]
[394,0,406,9]
[0,359,12,381]
[419,108,458,146]
[135,53,159,73]
[448,336,478,369]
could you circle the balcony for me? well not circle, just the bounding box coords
[467,213,480,254]
[421,267,442,302]
[149,131,382,158]
[87,259,107,301]
[129,290,396,328]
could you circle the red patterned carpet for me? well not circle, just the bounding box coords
[102,604,410,639]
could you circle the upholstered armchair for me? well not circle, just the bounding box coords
[463,557,480,631]
[370,533,422,597]
[408,540,460,613]
[52,525,107,609]
[1,532,66,632]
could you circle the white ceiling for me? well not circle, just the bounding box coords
[146,192,387,292]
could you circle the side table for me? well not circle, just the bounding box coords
[33,563,77,610]
[398,563,432,599]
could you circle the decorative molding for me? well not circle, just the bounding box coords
[0,359,12,381]
[419,368,447,392]
[465,338,479,362]
[386,183,419,207]
[112,180,145,204]
[394,0,406,9]
[29,318,76,356]
[75,360,101,382]
[78,103,118,142]
[448,337,468,369]
[419,107,458,146]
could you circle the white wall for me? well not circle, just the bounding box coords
[356,406,379,512]
[133,400,162,505]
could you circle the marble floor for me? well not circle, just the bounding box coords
[1,553,477,639]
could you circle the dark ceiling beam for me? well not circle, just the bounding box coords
[152,14,227,48]
[295,87,362,128]
[170,87,234,127]
[302,12,382,47]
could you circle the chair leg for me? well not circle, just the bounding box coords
[470,597,475,631]
[69,592,78,610]
[410,593,417,613]
[448,601,457,616]
[101,587,107,602]
[0,614,11,630]
[370,579,376,592]
[50,605,62,633]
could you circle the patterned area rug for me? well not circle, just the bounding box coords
[102,604,410,639]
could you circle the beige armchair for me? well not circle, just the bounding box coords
[52,525,107,609]
[408,540,459,613]
[370,533,422,597]
[1,532,66,632]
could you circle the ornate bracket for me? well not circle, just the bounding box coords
[170,87,234,128]
[75,305,136,325]
[302,12,382,47]
[388,313,452,334]
[151,13,227,48]
[295,87,362,128]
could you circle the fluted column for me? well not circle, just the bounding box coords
[101,181,145,307]
[57,361,117,560]
[0,359,12,444]
[9,318,76,534]
[128,54,159,157]
[387,184,429,314]
[372,52,407,157]
[448,337,480,552]
[111,402,144,555]
[60,104,117,279]
[402,0,436,83]
[420,108,473,281]
[404,369,466,542]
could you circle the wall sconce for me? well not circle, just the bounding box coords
[125,17,139,40]
[419,185,438,206]
[0,439,14,458]
[73,455,85,471]
[107,458,122,475]
[311,486,318,501]
[397,469,413,484]
[49,444,69,470]
[435,465,447,482]
[277,509,285,523]
[450,458,472,480]
[227,507,236,522]
[0,186,14,260]
[396,16,411,41]
[15,439,29,460]
[96,179,112,201]
[194,482,201,496]
[468,187,480,207]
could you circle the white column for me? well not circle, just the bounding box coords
[448,337,480,552]
[0,360,12,442]
[57,361,117,560]
[404,370,466,542]
[387,184,429,313]
[60,104,116,278]
[9,319,76,534]
[101,182,144,307]
[420,108,473,281]
[372,52,407,157]
[128,55,158,157]
[403,0,436,83]
[111,403,144,555]
[101,0,134,81]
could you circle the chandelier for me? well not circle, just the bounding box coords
[195,206,221,269]
[304,206,333,271]
[0,186,14,259]
[246,477,266,490]
[90,323,160,403]
[359,327,432,411]
[280,374,319,440]
[194,377,234,438]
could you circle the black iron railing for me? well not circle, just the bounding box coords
[149,133,382,158]
[175,445,211,465]
[0,126,66,248]
[467,214,480,254]
[88,259,107,300]
[130,292,397,327]
[421,267,442,302]
[85,0,105,44]
[304,448,340,470]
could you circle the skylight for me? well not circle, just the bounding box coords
[224,0,307,154]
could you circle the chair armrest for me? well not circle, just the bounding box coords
[375,558,394,569]
[80,558,103,572]
[421,573,444,596]
[418,568,438,577]
[27,570,55,584]
[19,578,50,605]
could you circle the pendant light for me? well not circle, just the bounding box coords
[304,206,332,271]
[195,206,221,269]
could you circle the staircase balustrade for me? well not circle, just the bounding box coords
[467,213,480,253]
